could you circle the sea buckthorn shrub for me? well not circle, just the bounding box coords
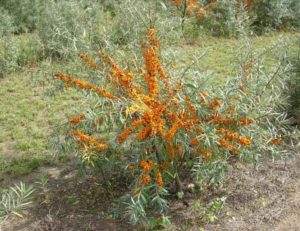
[91,0,151,48]
[249,0,300,33]
[0,0,42,34]
[36,0,181,59]
[168,0,300,37]
[200,0,253,37]
[0,7,15,37]
[92,0,182,48]
[290,0,300,28]
[288,45,300,125]
[168,0,219,19]
[56,28,290,224]
[0,39,19,77]
[167,0,219,33]
[36,0,101,58]
[0,34,43,77]
[167,0,253,37]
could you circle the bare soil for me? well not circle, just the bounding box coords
[0,161,132,231]
[206,152,300,231]
[170,147,300,230]
[1,147,300,231]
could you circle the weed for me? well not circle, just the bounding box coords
[0,182,34,220]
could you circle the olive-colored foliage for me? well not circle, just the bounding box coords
[0,0,42,34]
[200,0,252,37]
[168,0,300,37]
[0,34,43,77]
[289,45,300,124]
[36,0,101,59]
[56,27,289,224]
[35,0,175,58]
[250,0,300,33]
[0,7,15,37]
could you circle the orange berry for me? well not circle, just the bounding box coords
[140,174,151,185]
[272,138,281,145]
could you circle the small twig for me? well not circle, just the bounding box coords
[180,49,208,79]
[153,138,162,166]
[258,64,282,99]
[181,0,188,33]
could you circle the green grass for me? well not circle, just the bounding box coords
[0,31,299,178]
[0,60,88,178]
[167,32,299,84]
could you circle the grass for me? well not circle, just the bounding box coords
[167,32,300,84]
[0,60,88,179]
[0,31,299,180]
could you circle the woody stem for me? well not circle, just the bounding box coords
[153,138,162,167]
[175,173,183,193]
[181,0,187,32]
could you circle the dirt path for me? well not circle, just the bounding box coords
[273,179,300,231]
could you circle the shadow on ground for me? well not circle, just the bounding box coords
[1,161,132,231]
